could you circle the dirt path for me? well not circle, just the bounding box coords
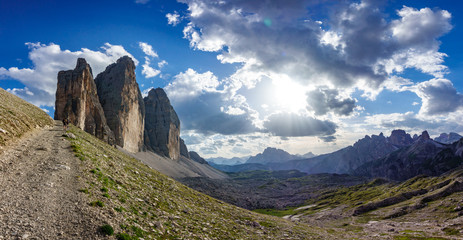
[0,121,102,239]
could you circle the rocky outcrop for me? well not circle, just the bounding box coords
[179,138,190,159]
[189,151,208,164]
[95,56,145,153]
[144,88,180,160]
[387,129,413,147]
[54,58,114,143]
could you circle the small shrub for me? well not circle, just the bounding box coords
[101,187,108,192]
[103,193,110,198]
[79,188,89,194]
[114,206,125,212]
[116,233,133,240]
[100,224,114,236]
[90,200,104,207]
[443,227,460,235]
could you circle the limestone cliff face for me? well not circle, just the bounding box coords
[95,56,145,153]
[144,88,180,160]
[54,58,114,143]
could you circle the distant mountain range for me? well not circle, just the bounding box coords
[434,132,463,144]
[207,156,249,165]
[210,130,463,180]
[246,147,315,164]
[354,132,463,180]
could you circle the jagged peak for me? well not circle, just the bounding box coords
[420,130,430,140]
[116,55,135,66]
[75,58,93,76]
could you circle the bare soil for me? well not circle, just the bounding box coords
[0,121,105,239]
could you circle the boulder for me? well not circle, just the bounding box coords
[144,88,180,160]
[54,58,114,143]
[95,56,145,152]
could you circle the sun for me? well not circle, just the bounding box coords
[273,78,308,113]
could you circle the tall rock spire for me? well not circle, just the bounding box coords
[54,58,114,143]
[144,88,181,160]
[95,56,145,153]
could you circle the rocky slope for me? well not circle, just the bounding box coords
[95,56,145,153]
[143,88,180,159]
[280,170,463,239]
[189,151,208,164]
[0,87,53,154]
[66,125,326,239]
[354,131,463,181]
[54,58,114,144]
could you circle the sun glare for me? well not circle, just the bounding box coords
[273,79,308,113]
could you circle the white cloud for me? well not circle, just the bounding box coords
[263,112,337,137]
[176,0,453,116]
[158,60,167,68]
[138,42,158,58]
[166,12,181,26]
[413,78,463,115]
[392,6,452,48]
[165,68,220,101]
[0,42,137,107]
[141,57,161,78]
[138,42,167,79]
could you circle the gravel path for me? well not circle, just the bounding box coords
[0,121,102,239]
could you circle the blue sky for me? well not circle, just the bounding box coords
[1,0,463,159]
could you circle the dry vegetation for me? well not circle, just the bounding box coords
[0,88,53,153]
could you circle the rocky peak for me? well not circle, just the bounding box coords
[189,151,208,164]
[144,88,181,160]
[95,56,145,153]
[247,147,299,164]
[388,129,413,147]
[54,58,114,143]
[434,132,463,144]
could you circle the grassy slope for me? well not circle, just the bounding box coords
[67,125,330,239]
[265,172,463,239]
[0,88,53,152]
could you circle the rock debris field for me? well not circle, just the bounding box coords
[0,122,103,239]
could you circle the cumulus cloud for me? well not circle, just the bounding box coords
[0,42,137,107]
[306,87,356,116]
[391,6,452,48]
[263,113,337,137]
[139,42,158,58]
[165,69,258,135]
[412,78,463,115]
[165,68,220,101]
[176,0,453,114]
[141,57,161,78]
[166,12,181,26]
[365,111,440,132]
[138,42,166,79]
